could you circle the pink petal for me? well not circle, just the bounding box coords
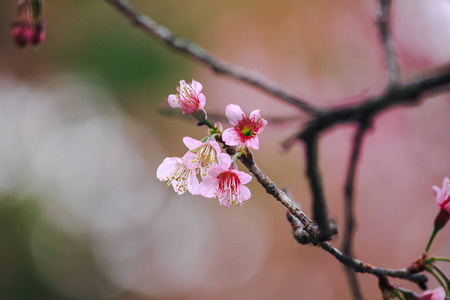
[183,152,198,169]
[198,178,218,198]
[179,80,187,89]
[219,196,232,208]
[188,173,199,195]
[443,177,450,187]
[226,104,245,126]
[236,170,252,185]
[250,109,268,127]
[168,94,181,108]
[246,136,260,150]
[217,153,230,166]
[218,154,231,168]
[249,109,261,120]
[240,185,251,201]
[183,136,202,150]
[198,93,206,110]
[222,128,240,146]
[191,79,203,93]
[432,185,441,197]
[208,139,222,154]
[208,164,229,179]
[156,157,178,180]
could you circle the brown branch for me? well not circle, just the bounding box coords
[299,66,450,139]
[286,211,428,288]
[234,150,328,243]
[230,144,427,288]
[102,0,319,114]
[318,241,428,288]
[303,134,335,240]
[341,123,370,300]
[377,0,400,85]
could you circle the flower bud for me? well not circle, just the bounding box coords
[434,208,450,232]
[11,20,33,48]
[31,20,46,47]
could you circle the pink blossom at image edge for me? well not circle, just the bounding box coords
[432,177,450,213]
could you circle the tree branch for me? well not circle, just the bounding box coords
[318,241,428,289]
[303,134,335,240]
[341,123,370,300]
[377,0,400,85]
[299,66,450,138]
[102,0,320,114]
[287,212,428,289]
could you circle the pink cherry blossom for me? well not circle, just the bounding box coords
[222,104,267,150]
[417,287,446,300]
[167,79,206,114]
[197,156,252,207]
[157,156,199,195]
[432,177,450,213]
[182,136,229,179]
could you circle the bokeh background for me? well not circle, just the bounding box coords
[0,1,450,299]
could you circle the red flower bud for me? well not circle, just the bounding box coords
[434,208,450,232]
[31,20,46,47]
[11,20,33,48]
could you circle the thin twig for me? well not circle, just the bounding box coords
[318,241,428,288]
[303,134,334,240]
[102,0,319,114]
[341,123,370,300]
[299,66,450,138]
[287,212,428,288]
[377,0,400,85]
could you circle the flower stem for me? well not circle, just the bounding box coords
[426,266,449,297]
[431,264,450,292]
[425,227,438,254]
[433,257,450,263]
[231,152,242,162]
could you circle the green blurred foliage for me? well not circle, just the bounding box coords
[0,197,68,300]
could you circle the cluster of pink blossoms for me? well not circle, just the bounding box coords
[157,79,267,207]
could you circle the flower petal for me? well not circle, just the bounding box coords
[222,128,240,146]
[198,93,206,110]
[225,104,245,126]
[236,170,252,185]
[188,172,199,195]
[168,94,181,108]
[240,185,251,201]
[183,136,202,150]
[246,136,259,150]
[183,152,198,169]
[191,79,203,93]
[198,178,217,198]
[156,157,178,180]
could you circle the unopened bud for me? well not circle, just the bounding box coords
[434,208,450,232]
[31,20,46,47]
[11,20,33,48]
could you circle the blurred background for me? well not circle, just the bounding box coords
[0,0,450,299]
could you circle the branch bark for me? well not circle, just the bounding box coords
[341,123,370,300]
[377,0,400,85]
[102,0,319,114]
